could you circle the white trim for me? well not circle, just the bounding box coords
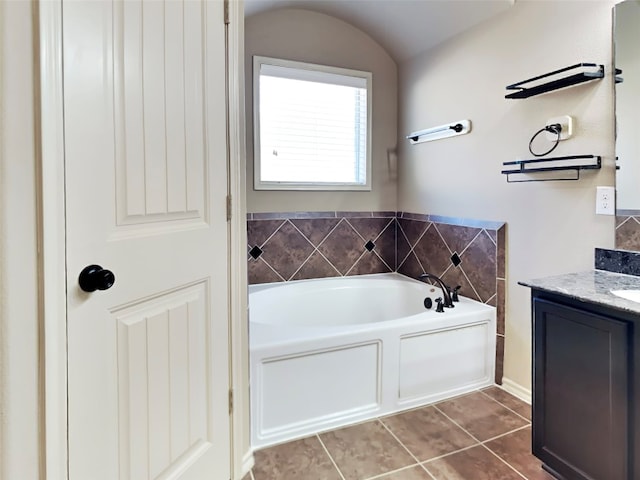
[38,1,69,479]
[252,55,373,192]
[227,1,253,479]
[241,450,255,477]
[500,377,532,404]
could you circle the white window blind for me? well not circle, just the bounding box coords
[254,57,372,191]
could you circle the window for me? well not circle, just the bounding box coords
[253,56,372,190]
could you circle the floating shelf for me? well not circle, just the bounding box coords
[502,155,601,183]
[505,63,604,99]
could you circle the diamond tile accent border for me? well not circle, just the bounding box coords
[247,211,506,384]
[249,246,263,260]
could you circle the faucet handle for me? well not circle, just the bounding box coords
[450,285,462,302]
[434,297,445,313]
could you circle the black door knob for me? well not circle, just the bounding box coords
[78,264,115,292]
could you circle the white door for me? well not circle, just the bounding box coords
[63,1,230,479]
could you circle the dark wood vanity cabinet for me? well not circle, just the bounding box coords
[531,290,636,480]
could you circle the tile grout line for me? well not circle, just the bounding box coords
[372,218,394,243]
[431,404,480,444]
[361,463,426,480]
[485,292,497,305]
[480,423,531,444]
[287,219,343,278]
[458,265,483,302]
[432,403,531,480]
[395,222,413,267]
[478,389,532,423]
[479,443,528,480]
[430,223,454,256]
[255,219,287,249]
[376,417,425,465]
[418,463,439,480]
[313,217,363,275]
[249,469,255,480]
[406,219,431,250]
[343,217,367,243]
[344,249,369,276]
[259,257,287,282]
[485,228,498,248]
[315,434,347,480]
[457,228,485,257]
[419,442,479,464]
[616,216,630,228]
[315,217,347,249]
[371,219,396,273]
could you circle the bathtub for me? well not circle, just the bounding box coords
[249,273,496,449]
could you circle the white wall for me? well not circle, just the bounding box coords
[0,1,42,478]
[245,8,398,213]
[398,0,616,392]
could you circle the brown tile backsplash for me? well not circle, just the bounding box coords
[248,212,396,283]
[247,211,506,383]
[615,215,640,251]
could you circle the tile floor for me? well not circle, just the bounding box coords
[242,387,555,480]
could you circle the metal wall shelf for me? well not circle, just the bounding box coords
[505,63,604,99]
[502,155,601,183]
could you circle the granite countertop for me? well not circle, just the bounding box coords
[519,269,640,316]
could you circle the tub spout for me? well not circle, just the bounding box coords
[419,273,454,308]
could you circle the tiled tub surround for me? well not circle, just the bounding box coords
[246,211,506,383]
[247,211,397,284]
[616,210,640,252]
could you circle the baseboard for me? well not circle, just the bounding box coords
[500,377,532,404]
[239,449,254,479]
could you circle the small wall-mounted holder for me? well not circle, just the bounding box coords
[505,63,604,99]
[406,120,471,145]
[501,154,601,183]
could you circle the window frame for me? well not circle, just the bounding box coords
[253,56,373,191]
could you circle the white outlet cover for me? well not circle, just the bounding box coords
[596,185,615,216]
[546,115,573,141]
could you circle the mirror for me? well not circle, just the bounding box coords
[614,0,640,251]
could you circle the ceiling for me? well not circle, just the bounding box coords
[244,0,515,63]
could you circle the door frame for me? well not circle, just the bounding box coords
[36,1,250,478]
